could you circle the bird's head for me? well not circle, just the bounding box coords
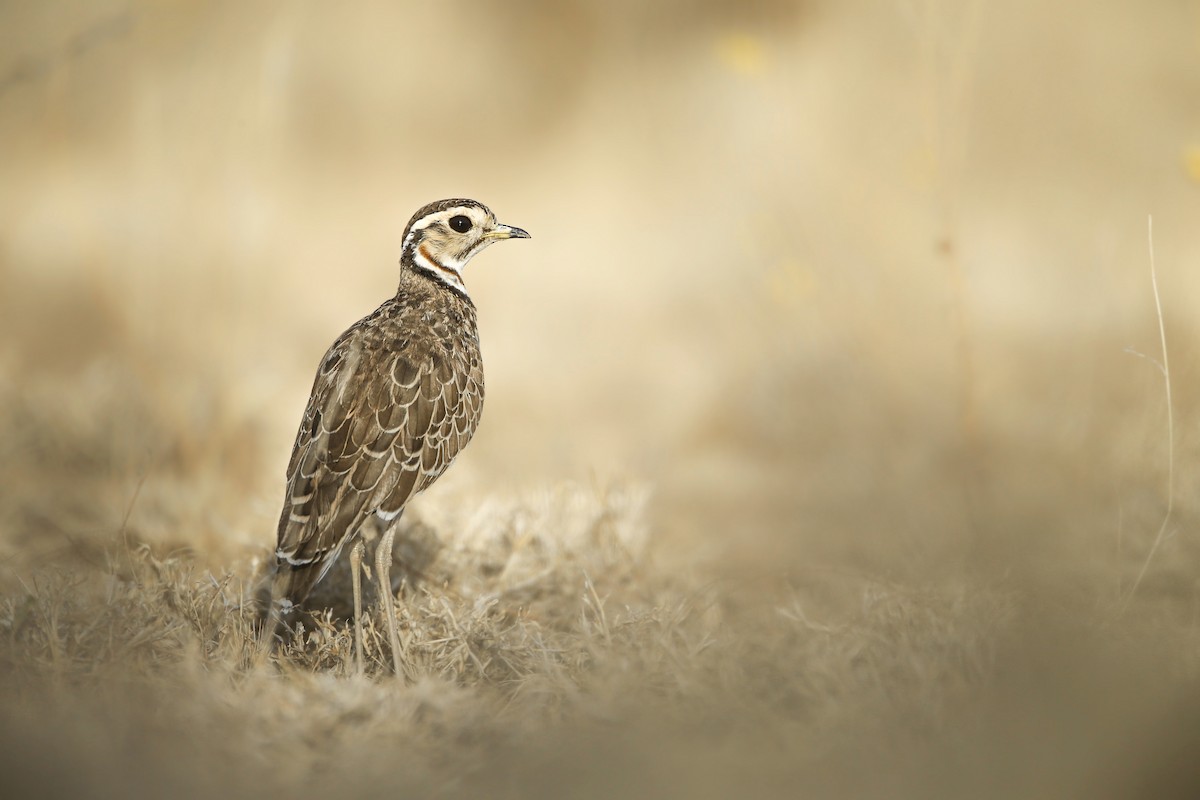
[399,198,529,295]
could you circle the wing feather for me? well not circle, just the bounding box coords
[272,303,483,602]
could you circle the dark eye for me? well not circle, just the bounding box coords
[449,215,472,233]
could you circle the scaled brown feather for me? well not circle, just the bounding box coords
[266,273,484,610]
[256,198,527,675]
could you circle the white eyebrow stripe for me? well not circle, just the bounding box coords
[401,217,438,251]
[400,206,488,251]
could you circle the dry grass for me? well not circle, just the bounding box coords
[0,518,1020,799]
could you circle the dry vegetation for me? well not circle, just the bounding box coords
[4,1,1200,798]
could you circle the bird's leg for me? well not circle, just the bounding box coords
[254,605,278,669]
[349,538,365,675]
[374,525,405,677]
[253,567,288,669]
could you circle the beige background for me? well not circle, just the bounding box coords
[2,2,1200,797]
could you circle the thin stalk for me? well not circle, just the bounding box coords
[1122,216,1173,611]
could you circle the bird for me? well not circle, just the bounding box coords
[258,198,529,675]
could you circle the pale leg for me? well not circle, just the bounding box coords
[256,604,279,668]
[374,526,404,676]
[349,538,365,675]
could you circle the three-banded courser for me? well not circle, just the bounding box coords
[259,198,529,675]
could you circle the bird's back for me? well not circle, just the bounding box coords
[266,278,484,611]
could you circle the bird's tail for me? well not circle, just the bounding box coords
[253,561,323,655]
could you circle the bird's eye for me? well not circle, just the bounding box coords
[449,215,472,233]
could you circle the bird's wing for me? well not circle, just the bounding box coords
[273,324,481,574]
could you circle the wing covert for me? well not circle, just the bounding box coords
[273,329,481,571]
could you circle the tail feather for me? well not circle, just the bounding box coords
[253,559,325,651]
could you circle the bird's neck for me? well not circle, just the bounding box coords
[402,242,469,298]
[398,257,475,312]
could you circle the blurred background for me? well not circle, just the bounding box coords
[3,1,1200,796]
[4,0,1199,583]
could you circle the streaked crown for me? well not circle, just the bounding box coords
[400,198,529,296]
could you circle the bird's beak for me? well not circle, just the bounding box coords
[484,223,531,241]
